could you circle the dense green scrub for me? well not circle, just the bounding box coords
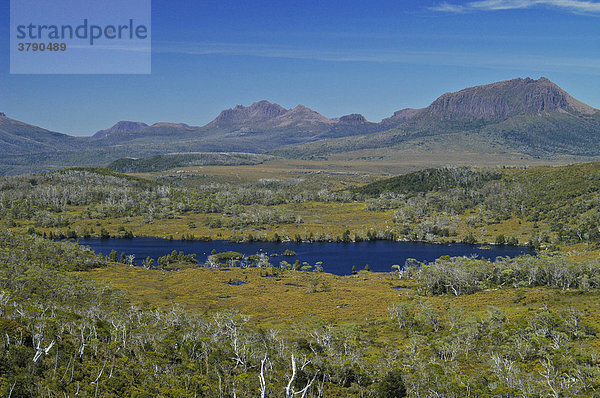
[359,162,600,247]
[107,153,273,173]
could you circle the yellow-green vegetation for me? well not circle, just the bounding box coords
[87,265,402,325]
[88,263,600,332]
[3,231,600,396]
[15,201,393,242]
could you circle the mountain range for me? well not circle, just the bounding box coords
[84,100,392,152]
[1,77,600,174]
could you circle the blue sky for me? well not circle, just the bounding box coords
[2,0,600,136]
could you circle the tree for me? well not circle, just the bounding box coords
[463,232,477,245]
[377,369,407,397]
[495,234,506,246]
[142,256,154,269]
[108,250,118,262]
[100,228,110,239]
[342,230,351,243]
[314,261,323,272]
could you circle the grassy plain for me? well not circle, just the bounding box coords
[135,154,566,183]
[87,263,600,344]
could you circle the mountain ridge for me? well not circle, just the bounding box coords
[92,77,594,142]
[3,77,600,170]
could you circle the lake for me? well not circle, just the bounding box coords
[77,237,534,276]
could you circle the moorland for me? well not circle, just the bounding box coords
[3,77,600,396]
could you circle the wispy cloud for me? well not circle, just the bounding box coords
[431,2,469,12]
[430,0,600,13]
[152,41,600,75]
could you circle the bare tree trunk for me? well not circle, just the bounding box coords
[259,354,268,398]
[285,354,297,398]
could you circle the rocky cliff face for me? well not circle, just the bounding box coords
[426,77,597,120]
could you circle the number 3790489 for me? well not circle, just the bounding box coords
[17,42,67,52]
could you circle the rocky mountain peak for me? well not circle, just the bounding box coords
[391,108,421,119]
[338,114,367,124]
[426,77,597,120]
[212,100,287,125]
[274,105,333,126]
[92,121,148,139]
[287,105,314,113]
[250,100,287,113]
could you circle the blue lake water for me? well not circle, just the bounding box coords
[77,237,533,276]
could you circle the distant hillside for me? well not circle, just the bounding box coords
[107,152,274,173]
[0,113,83,154]
[69,100,408,162]
[356,167,502,196]
[276,77,600,158]
[358,160,600,225]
